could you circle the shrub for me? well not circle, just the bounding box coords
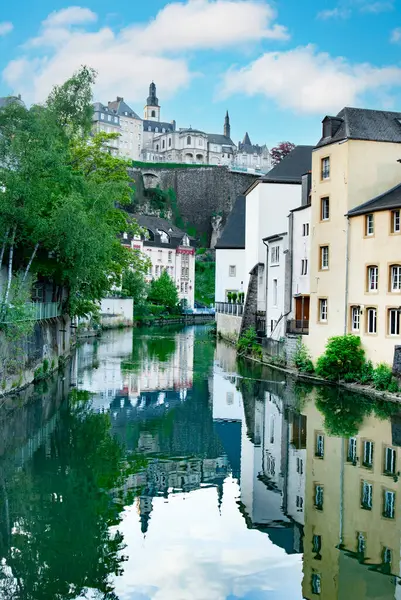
[373,363,393,391]
[360,360,374,385]
[237,326,262,359]
[293,339,314,373]
[232,292,238,303]
[227,292,233,303]
[388,378,399,394]
[316,335,365,382]
[42,359,49,374]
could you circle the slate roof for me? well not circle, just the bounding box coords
[316,107,401,148]
[262,145,313,184]
[132,214,192,239]
[143,120,175,133]
[207,133,235,147]
[215,196,245,250]
[348,182,401,216]
[108,97,141,120]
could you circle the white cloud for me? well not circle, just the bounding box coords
[317,7,350,19]
[391,27,401,43]
[0,22,13,36]
[221,45,401,114]
[2,1,288,105]
[360,0,394,12]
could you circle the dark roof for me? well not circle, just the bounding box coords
[207,133,235,147]
[0,95,24,109]
[263,145,313,184]
[316,107,401,148]
[108,97,141,120]
[144,120,175,133]
[348,182,401,216]
[215,196,245,250]
[133,214,191,238]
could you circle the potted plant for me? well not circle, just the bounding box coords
[232,292,238,304]
[227,292,233,303]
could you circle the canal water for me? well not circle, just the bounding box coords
[0,325,401,599]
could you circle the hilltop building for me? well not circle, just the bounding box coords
[93,97,143,160]
[234,132,271,172]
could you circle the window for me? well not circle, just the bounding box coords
[122,232,128,240]
[361,481,373,510]
[162,140,165,149]
[296,458,303,474]
[187,135,192,145]
[273,279,278,306]
[155,127,158,133]
[363,440,374,467]
[301,259,308,276]
[347,437,357,463]
[155,265,159,276]
[180,281,184,292]
[351,306,360,332]
[168,251,172,263]
[384,447,396,474]
[185,282,188,293]
[162,128,165,133]
[383,490,395,519]
[390,265,401,291]
[156,144,159,151]
[229,265,236,277]
[391,210,400,233]
[226,391,234,405]
[321,156,330,179]
[114,117,118,123]
[100,113,105,120]
[311,574,321,595]
[270,246,280,265]
[383,547,392,567]
[367,308,377,334]
[365,214,374,236]
[368,266,378,291]
[296,495,303,510]
[169,138,172,147]
[320,246,329,270]
[319,299,328,322]
[312,535,322,555]
[314,484,324,510]
[321,197,330,221]
[302,223,309,236]
[148,126,151,132]
[315,434,324,458]
[388,309,400,335]
[108,114,111,122]
[270,416,275,443]
[357,532,366,556]
[151,110,156,118]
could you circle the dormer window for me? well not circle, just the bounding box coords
[182,234,190,247]
[148,126,151,131]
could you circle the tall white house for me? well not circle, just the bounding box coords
[215,195,246,302]
[122,215,196,309]
[243,146,313,336]
[93,98,143,160]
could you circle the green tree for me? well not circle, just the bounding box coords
[121,269,149,307]
[147,271,179,313]
[316,335,366,382]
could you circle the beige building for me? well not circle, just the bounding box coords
[307,108,401,364]
[93,97,143,160]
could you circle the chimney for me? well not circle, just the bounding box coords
[171,119,176,131]
[117,96,123,102]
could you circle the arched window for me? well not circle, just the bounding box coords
[151,110,156,117]
[162,140,165,149]
[169,138,172,147]
[155,127,158,133]
[187,136,192,145]
[156,144,159,151]
[148,126,151,131]
[162,128,165,133]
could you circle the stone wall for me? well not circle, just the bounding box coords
[216,313,242,342]
[130,166,258,243]
[240,264,261,335]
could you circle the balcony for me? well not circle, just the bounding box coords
[286,319,309,335]
[215,302,244,317]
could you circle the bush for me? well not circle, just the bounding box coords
[388,378,399,394]
[237,326,262,359]
[232,292,238,303]
[147,271,179,313]
[360,360,374,384]
[373,363,393,391]
[293,339,314,373]
[316,335,365,382]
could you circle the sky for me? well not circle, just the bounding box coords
[0,0,401,148]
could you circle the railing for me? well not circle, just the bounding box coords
[0,302,62,324]
[286,319,309,335]
[215,302,244,317]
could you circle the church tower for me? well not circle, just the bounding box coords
[144,82,161,122]
[224,110,231,139]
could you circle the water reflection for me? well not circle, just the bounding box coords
[1,326,401,598]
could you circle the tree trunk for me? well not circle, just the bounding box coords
[21,242,39,285]
[0,229,9,269]
[2,226,17,315]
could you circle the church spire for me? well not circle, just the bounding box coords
[224,110,231,139]
[243,132,251,146]
[147,81,159,107]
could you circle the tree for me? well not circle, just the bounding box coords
[270,141,296,166]
[121,269,149,307]
[147,271,179,313]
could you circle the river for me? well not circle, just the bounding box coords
[0,324,400,599]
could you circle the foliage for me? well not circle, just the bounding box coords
[315,387,373,437]
[293,338,314,373]
[237,326,263,359]
[132,161,212,169]
[270,141,296,166]
[195,260,215,306]
[373,363,394,391]
[147,271,179,313]
[121,269,149,308]
[316,335,366,382]
[227,292,233,303]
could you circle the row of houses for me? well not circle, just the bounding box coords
[216,106,401,367]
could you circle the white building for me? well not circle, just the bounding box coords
[233,132,272,173]
[124,215,196,308]
[243,146,313,335]
[93,97,143,160]
[215,195,246,302]
[287,174,311,335]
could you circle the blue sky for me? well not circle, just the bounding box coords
[0,0,401,148]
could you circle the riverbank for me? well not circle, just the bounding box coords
[219,332,401,404]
